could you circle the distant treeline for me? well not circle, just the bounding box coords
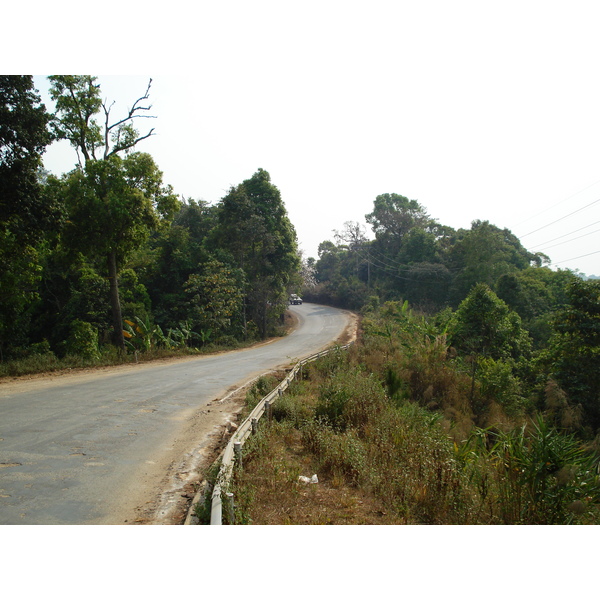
[302,192,600,440]
[304,194,582,346]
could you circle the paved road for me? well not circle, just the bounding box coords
[0,303,351,524]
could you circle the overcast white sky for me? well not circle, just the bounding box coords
[10,1,600,275]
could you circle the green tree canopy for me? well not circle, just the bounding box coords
[184,259,244,338]
[549,278,600,432]
[448,220,537,304]
[214,168,300,338]
[1,75,57,245]
[365,193,435,253]
[450,283,531,361]
[49,75,155,164]
[61,153,179,347]
[0,76,55,359]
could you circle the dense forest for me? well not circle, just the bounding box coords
[230,200,600,524]
[0,75,300,368]
[4,75,600,522]
[302,192,600,441]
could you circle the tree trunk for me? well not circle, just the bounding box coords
[107,250,125,350]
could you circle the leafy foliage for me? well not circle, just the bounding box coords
[449,283,531,361]
[184,259,244,339]
[0,76,56,360]
[462,417,600,523]
[65,320,100,360]
[214,168,300,338]
[545,278,600,432]
[1,76,302,365]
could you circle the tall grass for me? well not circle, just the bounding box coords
[232,351,479,524]
[230,304,600,524]
[460,417,600,524]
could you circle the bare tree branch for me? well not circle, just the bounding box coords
[103,99,116,156]
[101,78,157,159]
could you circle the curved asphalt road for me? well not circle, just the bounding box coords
[0,303,351,524]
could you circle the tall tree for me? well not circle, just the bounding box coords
[334,221,370,282]
[450,283,532,410]
[1,76,54,242]
[448,220,538,305]
[48,76,155,165]
[49,76,177,349]
[61,152,179,348]
[549,278,600,432]
[214,169,300,338]
[365,193,434,254]
[450,283,531,362]
[0,76,56,358]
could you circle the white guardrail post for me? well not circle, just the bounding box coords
[208,343,352,524]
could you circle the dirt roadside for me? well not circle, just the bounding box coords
[2,309,358,525]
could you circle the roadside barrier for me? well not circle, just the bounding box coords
[209,342,353,525]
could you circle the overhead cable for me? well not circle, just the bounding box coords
[514,177,600,229]
[552,250,600,266]
[520,198,600,239]
[528,219,600,250]
[533,227,600,252]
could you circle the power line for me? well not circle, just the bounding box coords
[354,248,453,283]
[534,227,600,253]
[356,250,415,279]
[364,244,463,272]
[514,177,600,229]
[528,219,600,250]
[519,198,600,239]
[552,250,600,266]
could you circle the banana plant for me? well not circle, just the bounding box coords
[123,316,161,352]
[198,328,212,346]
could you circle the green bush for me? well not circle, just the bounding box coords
[301,421,367,485]
[65,320,100,360]
[245,375,279,412]
[315,368,386,431]
[461,417,600,524]
[271,384,313,427]
[477,357,527,417]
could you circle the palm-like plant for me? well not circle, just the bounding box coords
[462,417,600,523]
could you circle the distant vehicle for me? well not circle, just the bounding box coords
[289,294,303,305]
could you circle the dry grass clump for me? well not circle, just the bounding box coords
[232,420,398,525]
[225,305,600,525]
[230,355,479,524]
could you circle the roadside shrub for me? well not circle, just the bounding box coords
[65,320,100,361]
[315,368,386,432]
[477,357,527,418]
[402,335,472,415]
[271,383,313,427]
[245,374,279,412]
[305,345,351,382]
[301,421,367,485]
[28,339,53,356]
[460,417,600,524]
